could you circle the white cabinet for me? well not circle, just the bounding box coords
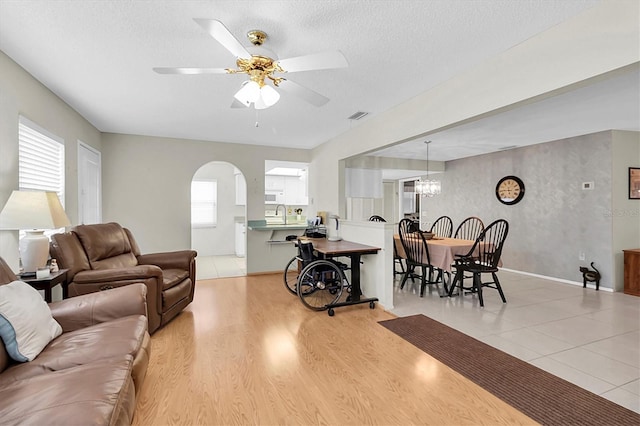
[235,173,246,205]
[265,175,307,205]
[284,176,299,204]
[284,176,308,205]
[265,175,284,190]
[235,222,245,257]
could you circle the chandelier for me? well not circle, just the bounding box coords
[416,140,441,197]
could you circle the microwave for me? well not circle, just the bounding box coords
[265,191,285,204]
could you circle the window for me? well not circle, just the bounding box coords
[18,116,65,204]
[18,116,65,238]
[191,179,217,227]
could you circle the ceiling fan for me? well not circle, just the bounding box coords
[153,19,348,109]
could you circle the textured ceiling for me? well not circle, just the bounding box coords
[0,0,612,155]
[370,67,640,165]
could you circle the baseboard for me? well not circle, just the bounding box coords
[499,268,612,292]
[247,270,282,276]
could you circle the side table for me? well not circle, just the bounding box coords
[18,269,68,303]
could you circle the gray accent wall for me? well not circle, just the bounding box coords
[423,131,628,288]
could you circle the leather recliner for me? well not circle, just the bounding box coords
[50,222,197,333]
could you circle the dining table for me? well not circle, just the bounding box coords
[393,234,477,274]
[393,233,502,296]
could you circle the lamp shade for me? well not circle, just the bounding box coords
[234,81,280,109]
[255,85,280,109]
[234,81,261,106]
[0,191,71,273]
[0,190,71,230]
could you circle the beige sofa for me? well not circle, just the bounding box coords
[0,257,150,425]
[50,222,197,333]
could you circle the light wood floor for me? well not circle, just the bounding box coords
[133,274,537,425]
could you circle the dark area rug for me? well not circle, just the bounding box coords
[379,314,640,426]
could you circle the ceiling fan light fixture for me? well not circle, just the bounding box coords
[234,80,261,106]
[258,84,280,108]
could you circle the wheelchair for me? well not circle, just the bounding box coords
[283,239,351,316]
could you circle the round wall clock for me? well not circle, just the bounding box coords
[496,175,525,205]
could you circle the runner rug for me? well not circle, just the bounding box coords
[379,314,639,426]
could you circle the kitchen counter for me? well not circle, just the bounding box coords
[247,220,308,231]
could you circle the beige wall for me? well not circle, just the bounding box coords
[100,133,310,273]
[0,51,101,269]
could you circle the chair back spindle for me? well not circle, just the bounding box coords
[454,216,484,241]
[430,216,453,238]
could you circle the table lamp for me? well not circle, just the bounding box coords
[0,190,71,273]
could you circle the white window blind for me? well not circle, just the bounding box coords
[191,180,217,227]
[18,116,65,205]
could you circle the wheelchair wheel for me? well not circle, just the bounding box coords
[283,257,300,295]
[297,260,344,311]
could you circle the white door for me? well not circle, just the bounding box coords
[77,142,102,224]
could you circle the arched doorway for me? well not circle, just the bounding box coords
[191,161,246,279]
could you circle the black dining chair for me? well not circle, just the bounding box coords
[448,219,509,307]
[368,215,386,222]
[452,216,485,288]
[429,215,453,238]
[454,216,484,241]
[398,218,443,297]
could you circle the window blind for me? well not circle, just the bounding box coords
[191,180,217,227]
[18,116,65,206]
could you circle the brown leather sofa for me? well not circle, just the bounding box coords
[50,222,197,334]
[0,256,150,425]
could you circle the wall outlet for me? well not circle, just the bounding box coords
[579,251,586,261]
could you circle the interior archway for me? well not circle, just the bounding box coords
[191,161,247,279]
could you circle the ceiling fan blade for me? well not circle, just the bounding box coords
[278,79,330,107]
[277,51,348,73]
[193,19,251,59]
[153,67,229,75]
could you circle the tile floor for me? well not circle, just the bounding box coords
[391,270,640,413]
[196,255,246,280]
[196,255,639,413]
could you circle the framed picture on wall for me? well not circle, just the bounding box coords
[630,167,640,199]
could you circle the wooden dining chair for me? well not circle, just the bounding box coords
[398,218,443,297]
[429,215,453,238]
[448,219,509,307]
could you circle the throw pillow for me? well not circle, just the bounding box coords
[0,280,62,362]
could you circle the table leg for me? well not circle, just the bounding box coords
[350,254,362,301]
[44,287,52,303]
[439,270,451,297]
